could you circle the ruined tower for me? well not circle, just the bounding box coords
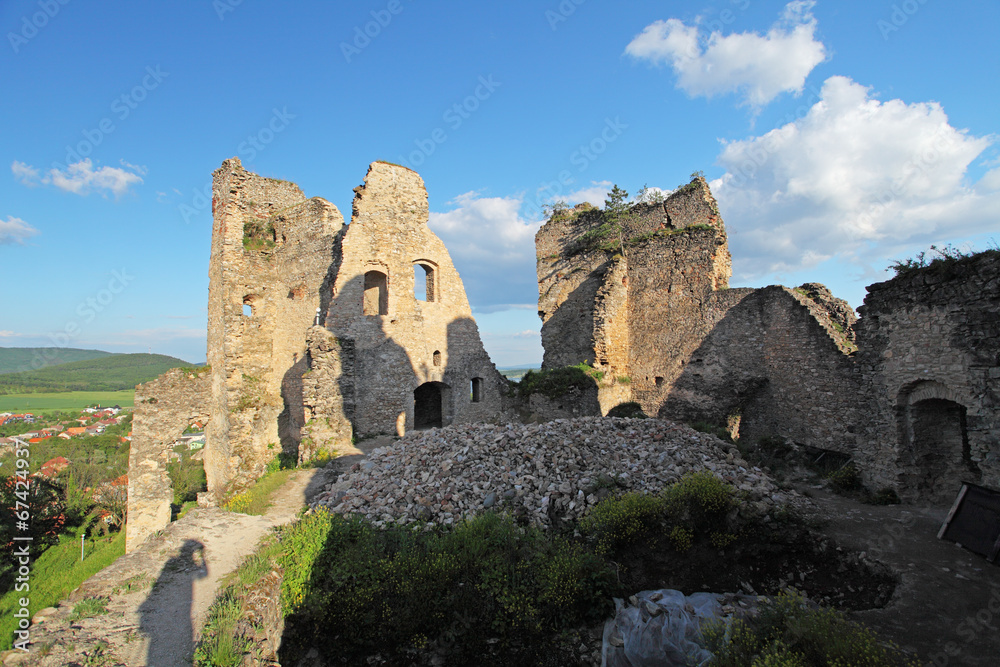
[303,161,510,444]
[205,158,344,495]
[204,159,509,495]
[535,177,861,451]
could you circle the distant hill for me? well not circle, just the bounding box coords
[0,347,114,374]
[0,353,195,394]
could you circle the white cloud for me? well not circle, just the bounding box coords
[429,191,542,264]
[710,75,999,279]
[12,158,145,197]
[625,1,827,108]
[0,216,39,245]
[428,192,544,309]
[559,180,613,207]
[11,161,39,186]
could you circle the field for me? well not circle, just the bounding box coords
[0,390,134,414]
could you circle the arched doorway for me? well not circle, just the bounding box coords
[898,381,980,504]
[414,382,448,429]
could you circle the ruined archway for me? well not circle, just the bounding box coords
[897,381,981,504]
[414,382,448,430]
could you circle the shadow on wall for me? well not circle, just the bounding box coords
[138,539,207,666]
[277,232,344,460]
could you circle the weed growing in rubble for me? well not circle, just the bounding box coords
[704,590,919,666]
[579,472,735,556]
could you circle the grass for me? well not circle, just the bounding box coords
[68,596,109,621]
[0,520,125,650]
[200,473,911,665]
[222,467,295,515]
[193,588,251,667]
[0,390,134,414]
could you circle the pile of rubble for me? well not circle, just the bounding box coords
[313,417,796,527]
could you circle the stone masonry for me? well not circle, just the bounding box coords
[204,160,511,496]
[206,159,343,496]
[855,251,1000,502]
[535,177,860,452]
[535,178,999,502]
[126,367,210,552]
[306,162,513,442]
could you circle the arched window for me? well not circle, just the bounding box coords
[413,262,436,302]
[470,377,484,403]
[363,270,388,316]
[432,350,442,366]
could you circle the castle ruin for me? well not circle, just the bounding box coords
[126,163,999,552]
[534,177,999,503]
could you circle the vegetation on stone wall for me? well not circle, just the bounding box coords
[243,217,276,252]
[888,243,998,278]
[515,363,600,399]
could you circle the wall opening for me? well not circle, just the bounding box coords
[905,398,975,503]
[654,376,664,388]
[242,295,255,317]
[414,382,446,429]
[363,270,388,316]
[432,350,442,366]
[471,377,483,403]
[413,262,437,302]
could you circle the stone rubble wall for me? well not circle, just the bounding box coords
[855,251,1000,498]
[205,158,343,496]
[127,368,210,552]
[321,161,515,440]
[533,178,860,460]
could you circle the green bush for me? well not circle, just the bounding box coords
[578,492,665,555]
[279,511,615,663]
[705,591,918,666]
[661,470,735,524]
[516,363,599,399]
[827,464,863,492]
[167,446,207,507]
[579,472,735,557]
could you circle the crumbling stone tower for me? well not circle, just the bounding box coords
[302,162,510,447]
[536,177,862,452]
[206,158,344,495]
[204,159,509,495]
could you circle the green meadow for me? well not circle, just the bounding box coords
[0,390,134,414]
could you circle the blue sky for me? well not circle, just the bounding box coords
[2,0,998,367]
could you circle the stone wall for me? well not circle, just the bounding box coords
[855,251,1000,502]
[318,162,513,439]
[205,160,513,487]
[205,158,343,496]
[126,368,210,552]
[534,177,859,456]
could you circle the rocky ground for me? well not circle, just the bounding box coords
[314,417,800,527]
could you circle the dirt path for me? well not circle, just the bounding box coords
[805,486,1000,665]
[3,467,334,667]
